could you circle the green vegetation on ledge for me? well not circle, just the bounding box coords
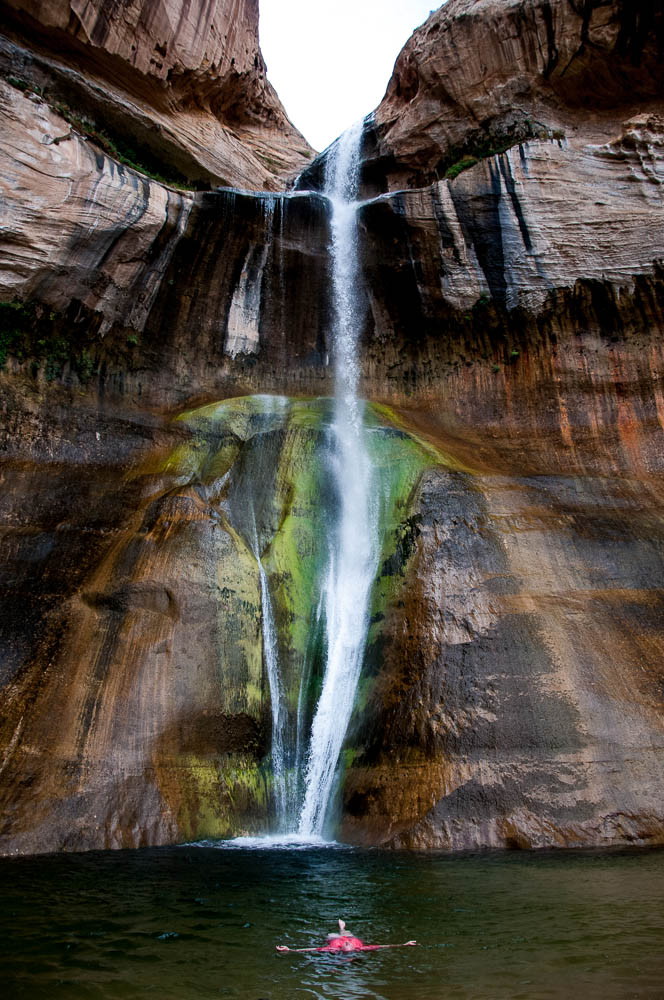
[0,299,97,382]
[445,156,478,180]
[4,74,206,191]
[442,119,566,182]
[0,297,142,384]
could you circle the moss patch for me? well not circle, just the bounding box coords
[0,299,100,382]
[440,119,566,183]
[153,394,465,835]
[445,156,478,180]
[164,753,269,840]
[370,401,475,473]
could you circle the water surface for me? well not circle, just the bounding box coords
[1,845,663,999]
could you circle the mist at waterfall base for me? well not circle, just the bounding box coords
[2,845,663,1000]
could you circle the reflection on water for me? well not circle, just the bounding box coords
[1,845,663,999]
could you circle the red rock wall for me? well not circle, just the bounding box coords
[1,0,664,853]
[364,0,664,192]
[9,0,262,83]
[0,0,313,189]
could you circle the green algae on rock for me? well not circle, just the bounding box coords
[164,395,444,835]
[0,393,445,850]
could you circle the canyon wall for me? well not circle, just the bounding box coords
[1,0,664,852]
[367,0,664,193]
[0,0,313,190]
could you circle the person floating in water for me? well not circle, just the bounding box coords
[276,918,417,953]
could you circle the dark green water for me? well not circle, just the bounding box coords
[1,845,663,1000]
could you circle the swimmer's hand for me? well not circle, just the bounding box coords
[405,940,417,946]
[276,945,290,952]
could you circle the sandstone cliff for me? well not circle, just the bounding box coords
[1,0,664,854]
[366,0,664,192]
[0,0,313,190]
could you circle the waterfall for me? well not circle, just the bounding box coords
[223,125,378,845]
[256,557,288,828]
[297,120,378,837]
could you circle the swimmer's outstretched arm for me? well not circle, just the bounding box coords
[276,945,324,953]
[357,941,418,950]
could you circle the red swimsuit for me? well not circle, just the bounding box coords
[318,936,381,953]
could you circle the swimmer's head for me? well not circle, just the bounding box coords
[341,938,355,952]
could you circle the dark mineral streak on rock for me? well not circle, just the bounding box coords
[497,156,533,253]
[1,0,664,853]
[0,0,314,189]
[142,188,332,391]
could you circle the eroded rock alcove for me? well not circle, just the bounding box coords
[1,0,664,853]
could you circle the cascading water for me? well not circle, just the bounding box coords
[297,120,379,837]
[256,555,287,827]
[223,122,379,845]
[224,393,292,830]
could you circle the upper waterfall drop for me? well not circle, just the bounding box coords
[298,119,379,837]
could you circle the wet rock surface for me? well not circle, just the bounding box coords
[341,462,664,850]
[1,0,664,853]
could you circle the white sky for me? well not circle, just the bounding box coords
[259,0,440,152]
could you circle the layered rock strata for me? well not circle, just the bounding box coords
[0,0,313,189]
[1,0,664,853]
[365,0,664,193]
[3,74,663,408]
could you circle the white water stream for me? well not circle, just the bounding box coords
[225,123,378,843]
[230,394,292,830]
[297,120,378,837]
[256,558,288,827]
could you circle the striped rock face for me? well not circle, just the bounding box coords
[1,0,664,853]
[0,0,313,190]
